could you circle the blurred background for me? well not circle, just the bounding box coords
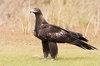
[0,0,100,44]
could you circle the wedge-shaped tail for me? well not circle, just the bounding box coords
[73,39,97,50]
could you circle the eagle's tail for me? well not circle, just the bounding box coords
[73,40,97,50]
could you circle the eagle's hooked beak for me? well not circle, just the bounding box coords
[30,8,37,13]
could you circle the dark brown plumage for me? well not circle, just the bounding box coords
[30,8,97,60]
[30,8,58,60]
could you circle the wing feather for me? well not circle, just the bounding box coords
[38,24,86,43]
[39,24,74,43]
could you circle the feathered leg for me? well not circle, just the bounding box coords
[42,40,49,60]
[48,42,58,60]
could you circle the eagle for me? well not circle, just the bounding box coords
[30,8,97,60]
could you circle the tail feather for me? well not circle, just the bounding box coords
[78,37,88,42]
[73,40,97,50]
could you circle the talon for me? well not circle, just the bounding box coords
[51,59,55,61]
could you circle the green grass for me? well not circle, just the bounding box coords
[0,35,100,66]
[0,49,100,66]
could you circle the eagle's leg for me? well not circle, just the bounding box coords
[48,42,58,60]
[42,40,49,60]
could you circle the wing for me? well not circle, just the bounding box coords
[69,31,88,42]
[38,24,85,43]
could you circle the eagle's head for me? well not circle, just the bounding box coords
[30,8,42,15]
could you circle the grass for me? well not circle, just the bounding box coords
[0,48,100,66]
[0,33,100,66]
[1,55,100,66]
[1,46,100,66]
